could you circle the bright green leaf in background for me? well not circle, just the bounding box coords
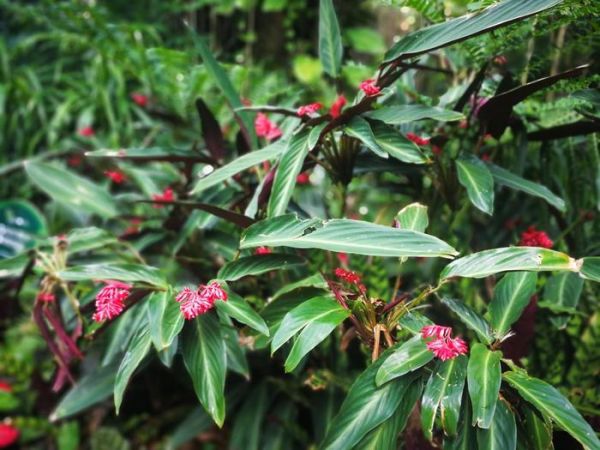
[396,203,429,233]
[467,343,501,429]
[456,155,495,215]
[488,272,537,336]
[318,0,343,78]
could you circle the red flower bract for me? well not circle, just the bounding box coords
[518,226,553,248]
[175,281,227,320]
[255,113,282,141]
[152,187,175,208]
[92,281,131,322]
[255,246,272,255]
[359,78,380,96]
[131,92,148,107]
[78,126,94,137]
[296,172,310,184]
[297,102,322,117]
[36,292,56,302]
[329,95,347,119]
[334,267,361,285]
[0,423,19,448]
[406,132,430,146]
[104,170,126,184]
[421,324,468,361]
[0,381,12,393]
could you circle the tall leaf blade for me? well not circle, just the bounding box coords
[218,254,305,281]
[146,289,184,351]
[182,314,227,427]
[456,155,494,215]
[318,0,343,78]
[241,214,458,258]
[543,272,584,328]
[476,399,517,450]
[114,326,152,413]
[370,121,428,164]
[487,163,566,212]
[375,335,433,386]
[345,117,389,159]
[503,370,600,450]
[467,343,501,429]
[442,298,493,345]
[215,290,270,336]
[268,129,310,217]
[365,105,463,124]
[489,272,538,336]
[58,263,167,288]
[441,247,577,279]
[579,257,600,282]
[384,0,563,63]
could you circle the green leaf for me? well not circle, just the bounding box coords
[396,203,429,233]
[218,253,305,281]
[489,272,538,336]
[442,298,493,345]
[476,399,517,450]
[503,370,600,450]
[579,257,600,282]
[487,163,566,212]
[86,147,207,162]
[375,335,433,386]
[192,34,256,149]
[365,105,464,124]
[58,263,166,288]
[320,354,419,450]
[0,253,29,279]
[370,121,429,164]
[190,140,287,195]
[271,296,348,354]
[444,393,478,450]
[64,227,118,254]
[114,325,152,414]
[399,312,433,334]
[345,117,389,159]
[268,129,310,217]
[182,313,227,427]
[215,289,270,336]
[0,200,46,258]
[421,356,468,440]
[318,0,343,77]
[308,123,328,150]
[384,0,562,63]
[221,315,249,378]
[165,407,213,450]
[146,289,184,351]
[441,247,577,279]
[271,273,328,300]
[241,214,458,258]
[522,404,553,450]
[544,272,583,328]
[467,343,502,429]
[230,383,271,450]
[51,363,118,421]
[456,156,494,215]
[24,161,118,218]
[356,378,423,449]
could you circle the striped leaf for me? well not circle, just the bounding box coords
[370,121,428,164]
[240,214,458,258]
[365,105,463,124]
[542,272,583,328]
[58,263,167,288]
[375,335,433,386]
[218,253,305,281]
[441,247,577,279]
[396,203,429,233]
[421,356,467,440]
[268,129,310,217]
[467,343,501,429]
[489,272,538,336]
[442,298,493,345]
[191,140,287,194]
[487,163,566,212]
[522,404,553,450]
[345,117,389,159]
[318,0,343,77]
[384,0,562,63]
[579,257,600,282]
[456,155,494,215]
[146,289,184,351]
[504,370,600,450]
[476,399,517,450]
[182,313,227,426]
[215,289,269,336]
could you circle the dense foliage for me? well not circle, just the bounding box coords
[1,0,600,448]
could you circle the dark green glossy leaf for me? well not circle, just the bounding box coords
[504,370,600,450]
[476,399,517,450]
[441,247,577,279]
[489,272,538,336]
[146,289,184,351]
[456,156,494,215]
[215,289,269,336]
[579,257,600,282]
[522,404,553,450]
[467,343,502,429]
[86,147,209,162]
[0,200,46,258]
[345,117,389,159]
[365,105,463,124]
[0,253,30,279]
[370,121,428,164]
[218,253,305,281]
[375,336,433,386]
[384,0,562,63]
[241,214,458,258]
[230,383,271,450]
[182,313,227,427]
[442,298,493,345]
[318,0,343,77]
[58,263,167,288]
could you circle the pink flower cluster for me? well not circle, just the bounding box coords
[0,423,19,448]
[329,95,347,119]
[518,226,553,248]
[421,325,468,361]
[334,267,361,284]
[104,170,126,184]
[175,281,228,320]
[359,79,380,96]
[152,187,175,208]
[131,92,149,107]
[255,113,282,141]
[37,292,56,302]
[297,102,322,117]
[255,246,272,255]
[92,281,132,322]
